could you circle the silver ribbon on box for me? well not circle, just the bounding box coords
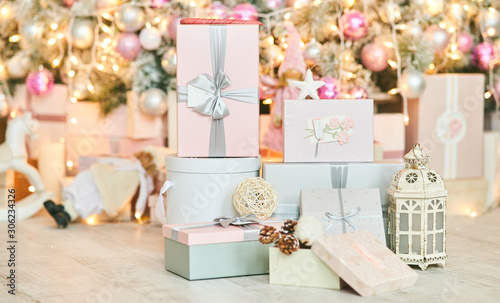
[326,164,361,233]
[177,25,259,157]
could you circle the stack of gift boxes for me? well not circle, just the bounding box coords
[159,18,417,297]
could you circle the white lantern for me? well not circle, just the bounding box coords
[387,143,448,270]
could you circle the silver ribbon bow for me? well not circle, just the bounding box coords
[177,25,259,157]
[213,214,261,228]
[325,207,361,232]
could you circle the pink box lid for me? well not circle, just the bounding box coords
[312,230,418,297]
[163,219,283,246]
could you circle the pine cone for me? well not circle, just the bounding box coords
[280,219,298,234]
[259,226,280,245]
[277,234,300,255]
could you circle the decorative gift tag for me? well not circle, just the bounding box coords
[305,115,355,145]
[187,84,215,108]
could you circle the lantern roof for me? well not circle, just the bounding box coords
[387,144,448,198]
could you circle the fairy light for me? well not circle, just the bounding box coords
[0,7,7,15]
[450,53,461,60]
[268,36,274,45]
[283,43,288,49]
[97,64,104,71]
[388,88,399,95]
[344,93,351,98]
[399,24,406,30]
[50,23,58,30]
[154,17,161,23]
[28,186,36,193]
[52,59,60,67]
[68,70,75,78]
[485,91,492,99]
[487,28,496,37]
[263,98,272,105]
[9,35,20,43]
[101,55,108,61]
[102,13,111,20]
[71,118,77,124]
[112,64,119,72]
[284,13,291,20]
[388,60,397,68]
[403,115,409,125]
[470,211,477,217]
[87,84,94,92]
[463,4,469,11]
[429,63,435,70]
[135,212,142,222]
[57,33,64,39]
[299,41,305,48]
[189,1,195,7]
[70,56,78,65]
[70,97,77,103]
[86,215,98,225]
[10,111,16,118]
[439,22,446,29]
[450,44,457,52]
[346,72,355,78]
[294,1,301,8]
[278,54,285,61]
[489,7,496,14]
[48,38,56,45]
[102,25,110,33]
[449,26,456,33]
[313,0,322,5]
[331,25,338,32]
[66,160,74,168]
[383,41,393,48]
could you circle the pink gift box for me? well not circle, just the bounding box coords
[67,101,128,137]
[312,230,418,297]
[162,220,282,246]
[126,91,164,139]
[374,113,405,160]
[283,100,374,162]
[176,20,260,157]
[406,74,484,179]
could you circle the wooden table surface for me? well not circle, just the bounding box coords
[1,208,499,302]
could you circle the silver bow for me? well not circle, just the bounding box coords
[325,207,361,232]
[213,214,261,228]
[189,72,231,119]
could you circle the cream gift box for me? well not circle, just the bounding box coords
[312,230,418,297]
[283,99,374,163]
[406,74,484,179]
[269,247,343,289]
[126,91,164,139]
[300,188,386,245]
[374,113,405,160]
[162,220,282,280]
[176,19,260,157]
[162,155,261,224]
[263,162,404,245]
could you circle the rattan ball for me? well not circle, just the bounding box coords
[232,177,278,220]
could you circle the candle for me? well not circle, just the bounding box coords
[38,143,65,203]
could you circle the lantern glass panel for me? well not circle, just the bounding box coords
[400,213,409,231]
[428,213,434,230]
[427,234,434,254]
[436,233,443,252]
[412,214,421,230]
[436,212,443,230]
[400,235,409,254]
[412,235,421,253]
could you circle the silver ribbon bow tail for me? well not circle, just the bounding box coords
[325,206,361,233]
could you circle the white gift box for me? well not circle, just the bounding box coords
[374,113,405,160]
[300,188,386,244]
[484,131,500,209]
[126,91,164,139]
[162,155,261,224]
[263,162,404,246]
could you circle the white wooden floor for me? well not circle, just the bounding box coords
[1,208,500,302]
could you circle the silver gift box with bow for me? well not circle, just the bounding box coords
[300,188,386,245]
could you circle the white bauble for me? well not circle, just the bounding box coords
[140,89,168,116]
[70,19,95,49]
[161,48,177,74]
[71,72,89,100]
[303,39,322,66]
[7,52,31,78]
[139,27,162,51]
[400,69,426,99]
[115,5,146,32]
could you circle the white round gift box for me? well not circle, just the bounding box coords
[164,155,261,224]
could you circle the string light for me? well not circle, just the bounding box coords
[70,56,78,65]
[263,98,272,105]
[70,97,77,103]
[112,65,119,72]
[388,88,399,95]
[331,25,338,32]
[485,91,492,99]
[102,13,111,20]
[66,160,74,168]
[70,118,77,124]
[470,211,477,217]
[52,59,60,67]
[97,64,104,71]
[299,41,305,48]
[48,38,56,45]
[50,23,58,30]
[28,186,36,193]
[57,33,64,39]
[383,41,393,48]
[284,12,291,20]
[154,17,161,23]
[9,35,20,43]
[189,1,195,7]
[87,84,94,92]
[268,36,274,45]
[403,115,409,126]
[102,25,110,33]
[429,64,435,70]
[388,60,397,68]
[68,70,75,78]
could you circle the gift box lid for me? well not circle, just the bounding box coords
[165,154,261,174]
[311,230,418,297]
[162,219,282,246]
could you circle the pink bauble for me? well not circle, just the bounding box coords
[472,42,497,71]
[151,0,168,8]
[341,10,369,41]
[318,77,342,99]
[26,69,54,96]
[229,4,258,21]
[209,2,228,19]
[266,0,284,10]
[116,33,141,61]
[347,86,368,99]
[63,0,77,7]
[167,15,182,42]
[361,42,388,72]
[457,32,473,53]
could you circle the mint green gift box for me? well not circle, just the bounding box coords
[163,221,283,280]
